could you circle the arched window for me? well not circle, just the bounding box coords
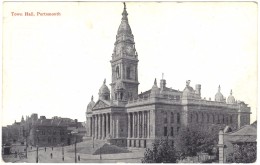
[196,113,198,123]
[48,137,51,143]
[126,67,131,79]
[120,92,123,100]
[207,114,210,123]
[116,66,120,79]
[177,113,180,124]
[230,115,233,124]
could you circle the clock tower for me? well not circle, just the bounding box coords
[110,3,139,103]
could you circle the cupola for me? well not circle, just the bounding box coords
[227,90,236,104]
[99,79,110,100]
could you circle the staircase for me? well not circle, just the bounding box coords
[66,139,107,155]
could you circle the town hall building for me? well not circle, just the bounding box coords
[85,3,251,148]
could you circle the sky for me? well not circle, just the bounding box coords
[2,2,257,126]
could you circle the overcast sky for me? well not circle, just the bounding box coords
[2,2,257,126]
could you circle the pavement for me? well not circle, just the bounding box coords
[2,139,146,163]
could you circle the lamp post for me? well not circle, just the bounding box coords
[23,129,28,159]
[71,131,78,163]
[62,143,64,161]
[36,129,39,163]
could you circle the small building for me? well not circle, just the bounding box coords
[218,122,257,163]
[2,113,85,147]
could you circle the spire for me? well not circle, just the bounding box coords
[218,85,221,92]
[103,79,106,84]
[21,116,24,122]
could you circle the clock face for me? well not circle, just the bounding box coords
[126,45,132,54]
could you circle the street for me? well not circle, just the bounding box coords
[2,140,145,163]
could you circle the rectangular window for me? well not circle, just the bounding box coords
[164,112,168,124]
[170,127,174,136]
[164,127,168,136]
[171,112,174,123]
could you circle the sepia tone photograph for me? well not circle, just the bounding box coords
[2,1,257,163]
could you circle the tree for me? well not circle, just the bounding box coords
[226,143,256,163]
[142,137,178,163]
[174,124,222,159]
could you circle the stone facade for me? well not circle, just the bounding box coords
[85,3,251,148]
[2,113,85,147]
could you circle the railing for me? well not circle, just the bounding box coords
[127,95,239,109]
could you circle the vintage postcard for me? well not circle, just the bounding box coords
[2,1,257,163]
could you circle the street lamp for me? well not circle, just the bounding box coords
[61,143,64,161]
[71,131,78,163]
[23,129,28,159]
[36,129,40,163]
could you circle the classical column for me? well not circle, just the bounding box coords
[108,113,111,136]
[106,113,109,138]
[128,113,131,138]
[115,115,119,138]
[95,115,98,139]
[102,114,105,139]
[137,112,140,138]
[99,114,102,139]
[130,113,133,138]
[110,114,114,138]
[92,116,95,138]
[90,117,92,137]
[132,113,135,138]
[142,111,145,138]
[148,110,150,138]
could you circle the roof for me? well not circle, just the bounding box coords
[225,125,257,143]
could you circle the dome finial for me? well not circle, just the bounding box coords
[124,2,126,10]
[154,78,157,85]
[91,95,94,101]
[218,85,221,92]
[186,80,191,87]
[103,79,106,84]
[122,2,128,21]
[230,89,233,95]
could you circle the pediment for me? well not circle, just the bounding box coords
[92,100,110,110]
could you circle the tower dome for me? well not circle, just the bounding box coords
[215,85,225,102]
[117,2,133,37]
[99,79,110,100]
[227,90,236,104]
[86,96,95,113]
